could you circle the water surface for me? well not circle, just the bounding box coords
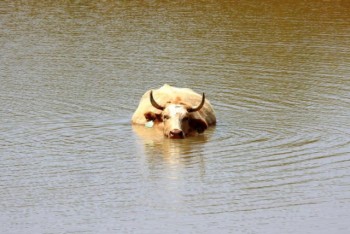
[1,1,350,233]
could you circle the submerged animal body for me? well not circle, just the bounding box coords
[132,84,216,138]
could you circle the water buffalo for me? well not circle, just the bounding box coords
[132,84,216,139]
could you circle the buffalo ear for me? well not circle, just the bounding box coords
[144,112,162,122]
[189,118,208,133]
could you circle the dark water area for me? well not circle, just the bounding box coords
[1,1,350,233]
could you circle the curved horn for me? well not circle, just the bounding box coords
[188,93,205,112]
[150,91,164,110]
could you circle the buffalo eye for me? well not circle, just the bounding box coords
[163,115,170,120]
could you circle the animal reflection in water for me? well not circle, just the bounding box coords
[132,84,216,139]
[132,124,214,164]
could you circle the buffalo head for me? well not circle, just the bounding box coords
[147,91,208,139]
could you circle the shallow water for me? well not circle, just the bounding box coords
[1,1,350,233]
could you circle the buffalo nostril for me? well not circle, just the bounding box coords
[169,129,184,138]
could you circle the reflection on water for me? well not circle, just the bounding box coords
[1,0,350,233]
[132,125,214,165]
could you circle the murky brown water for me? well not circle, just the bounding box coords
[1,1,350,233]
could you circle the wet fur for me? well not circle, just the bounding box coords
[131,84,216,137]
